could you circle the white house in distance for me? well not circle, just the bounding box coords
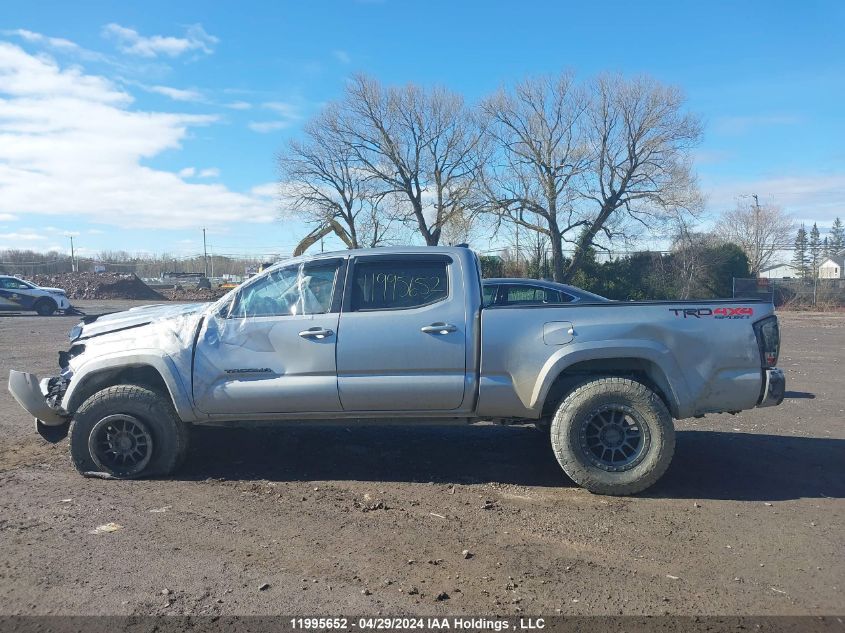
[819,252,844,279]
[759,263,796,279]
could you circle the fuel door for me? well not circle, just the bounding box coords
[543,321,574,345]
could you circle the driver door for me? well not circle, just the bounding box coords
[193,258,345,415]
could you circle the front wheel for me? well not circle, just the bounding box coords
[35,299,57,316]
[69,385,189,478]
[550,377,675,495]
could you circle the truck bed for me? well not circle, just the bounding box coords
[477,299,773,420]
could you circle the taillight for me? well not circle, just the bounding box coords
[753,316,780,368]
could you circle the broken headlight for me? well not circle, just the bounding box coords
[68,324,83,342]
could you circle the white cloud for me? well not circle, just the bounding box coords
[5,29,81,52]
[264,101,299,116]
[333,49,351,64]
[102,23,218,58]
[88,229,106,234]
[249,102,301,133]
[179,167,219,179]
[705,172,845,225]
[0,42,277,230]
[251,182,279,197]
[147,84,203,102]
[225,100,251,110]
[0,213,17,221]
[0,42,127,103]
[0,231,46,241]
[248,120,291,133]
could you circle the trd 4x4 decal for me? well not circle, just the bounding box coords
[670,307,754,319]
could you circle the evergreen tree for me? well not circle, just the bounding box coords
[830,217,845,253]
[809,223,822,278]
[822,236,830,259]
[792,224,809,279]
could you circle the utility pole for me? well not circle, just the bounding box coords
[752,194,762,277]
[66,235,76,273]
[202,228,208,277]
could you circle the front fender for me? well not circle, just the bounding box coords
[62,349,201,422]
[530,339,692,418]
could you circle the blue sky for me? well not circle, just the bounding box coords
[1,0,843,260]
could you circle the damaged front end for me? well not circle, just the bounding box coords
[7,370,71,443]
[7,338,82,442]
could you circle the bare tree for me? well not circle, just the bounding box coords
[715,197,793,276]
[565,74,703,280]
[279,105,391,253]
[334,75,483,246]
[480,73,590,281]
[480,73,702,282]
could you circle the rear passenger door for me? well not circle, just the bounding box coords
[335,254,468,411]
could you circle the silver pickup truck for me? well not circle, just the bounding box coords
[8,246,784,495]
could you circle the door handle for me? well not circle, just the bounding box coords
[299,327,334,339]
[420,322,457,335]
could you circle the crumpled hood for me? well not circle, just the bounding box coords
[76,302,210,340]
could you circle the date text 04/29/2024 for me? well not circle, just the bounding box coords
[290,617,546,630]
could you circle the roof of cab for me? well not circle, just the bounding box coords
[268,245,475,269]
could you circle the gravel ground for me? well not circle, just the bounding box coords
[0,302,842,616]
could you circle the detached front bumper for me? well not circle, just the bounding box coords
[758,368,785,408]
[7,370,68,426]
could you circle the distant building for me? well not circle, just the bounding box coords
[819,252,844,279]
[759,263,795,279]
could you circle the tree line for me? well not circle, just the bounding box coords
[792,217,844,279]
[0,249,271,279]
[278,72,703,283]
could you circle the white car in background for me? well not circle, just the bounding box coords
[0,275,72,316]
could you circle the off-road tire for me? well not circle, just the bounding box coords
[35,298,57,316]
[69,385,189,478]
[550,377,675,496]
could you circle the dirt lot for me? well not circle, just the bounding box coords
[0,302,842,616]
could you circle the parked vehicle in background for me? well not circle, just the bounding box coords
[0,275,72,316]
[8,246,784,495]
[483,278,609,307]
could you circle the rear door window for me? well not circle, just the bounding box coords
[351,258,449,311]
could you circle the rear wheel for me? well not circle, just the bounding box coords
[35,299,57,316]
[69,385,189,478]
[550,377,675,495]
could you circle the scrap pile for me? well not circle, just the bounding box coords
[31,273,166,301]
[159,285,230,302]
